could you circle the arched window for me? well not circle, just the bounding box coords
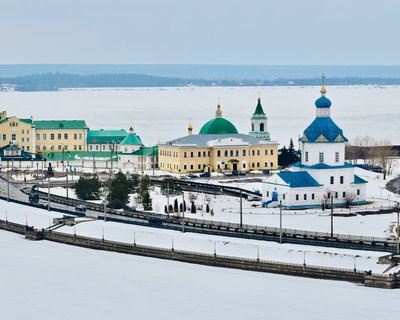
[235,150,239,157]
[217,150,221,157]
[243,150,246,156]
[252,123,254,131]
[230,150,234,157]
[224,150,228,157]
[260,123,264,132]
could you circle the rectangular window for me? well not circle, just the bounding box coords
[58,145,62,151]
[2,134,6,141]
[22,138,24,142]
[43,146,47,151]
[22,129,24,134]
[357,189,360,196]
[184,152,187,158]
[340,176,344,184]
[330,176,334,184]
[327,192,331,199]
[58,133,61,140]
[78,145,82,150]
[43,134,47,140]
[265,150,268,155]
[257,150,260,156]
[252,163,255,168]
[257,162,260,167]
[270,161,273,168]
[74,145,77,151]
[64,133,68,140]
[242,163,246,169]
[74,133,77,140]
[312,193,315,200]
[283,194,286,200]
[243,150,246,156]
[36,134,40,140]
[50,134,54,140]
[343,192,346,198]
[190,152,194,158]
[203,151,206,157]
[198,164,201,169]
[335,152,339,162]
[11,134,16,141]
[305,151,309,162]
[319,152,324,163]
[79,133,82,139]
[252,150,255,156]
[198,151,201,157]
[335,192,338,199]
[296,194,299,201]
[304,194,307,200]
[267,191,270,197]
[208,151,211,157]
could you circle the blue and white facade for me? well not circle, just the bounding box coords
[262,85,367,209]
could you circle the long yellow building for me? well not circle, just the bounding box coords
[158,99,278,174]
[0,111,88,155]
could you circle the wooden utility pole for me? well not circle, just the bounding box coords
[239,190,243,228]
[330,195,334,237]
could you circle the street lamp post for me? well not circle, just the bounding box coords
[330,194,334,237]
[279,200,283,244]
[239,189,243,228]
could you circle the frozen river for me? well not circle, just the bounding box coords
[1,85,399,146]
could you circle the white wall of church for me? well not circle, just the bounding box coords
[301,142,345,166]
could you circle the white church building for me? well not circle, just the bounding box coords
[262,83,367,209]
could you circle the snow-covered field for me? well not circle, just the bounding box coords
[1,85,400,145]
[1,230,399,320]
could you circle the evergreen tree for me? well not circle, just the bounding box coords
[109,171,134,208]
[139,174,151,199]
[174,198,179,212]
[131,173,140,193]
[73,174,102,200]
[142,191,152,211]
[191,201,196,213]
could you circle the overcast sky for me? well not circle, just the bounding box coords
[1,0,399,65]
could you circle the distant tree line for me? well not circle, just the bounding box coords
[3,73,400,91]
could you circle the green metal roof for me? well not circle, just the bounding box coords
[34,120,87,130]
[42,151,117,161]
[120,133,143,145]
[199,117,238,135]
[253,98,265,115]
[20,118,33,125]
[132,146,158,156]
[0,117,33,125]
[87,129,128,144]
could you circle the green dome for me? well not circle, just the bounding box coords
[199,117,238,135]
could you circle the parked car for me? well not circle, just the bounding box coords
[200,172,211,178]
[188,173,199,178]
[247,195,262,202]
[224,170,233,176]
[75,205,86,212]
[239,171,247,176]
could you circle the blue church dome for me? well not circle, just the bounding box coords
[302,117,348,143]
[315,96,332,108]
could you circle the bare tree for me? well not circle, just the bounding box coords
[345,193,356,208]
[373,140,396,180]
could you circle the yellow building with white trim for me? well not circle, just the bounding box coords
[0,111,35,152]
[158,100,278,174]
